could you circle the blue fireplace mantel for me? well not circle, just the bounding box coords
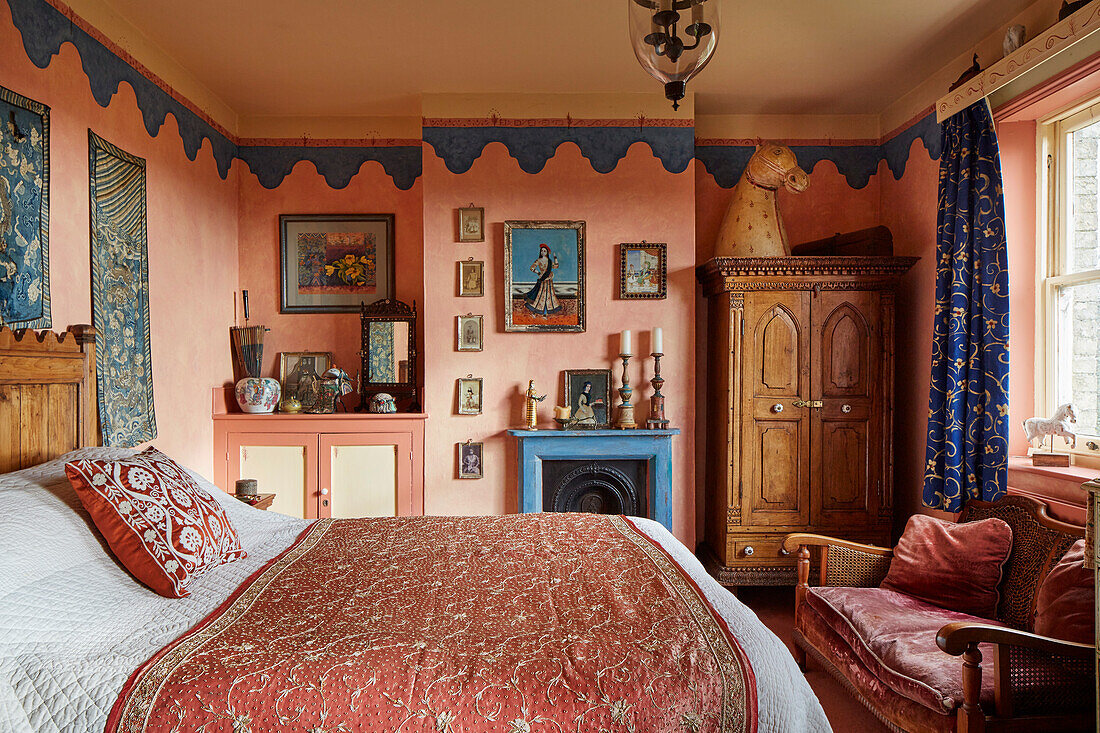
[507,429,680,531]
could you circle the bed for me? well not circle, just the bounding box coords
[0,326,830,732]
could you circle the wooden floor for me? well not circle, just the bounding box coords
[738,586,891,733]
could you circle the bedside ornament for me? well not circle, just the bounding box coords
[368,393,397,414]
[235,377,280,414]
[234,479,258,498]
[713,143,809,258]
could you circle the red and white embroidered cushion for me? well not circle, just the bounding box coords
[65,447,247,598]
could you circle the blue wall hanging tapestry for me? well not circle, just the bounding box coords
[922,101,1010,513]
[0,84,50,328]
[89,130,156,446]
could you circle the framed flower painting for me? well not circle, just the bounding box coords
[279,214,394,313]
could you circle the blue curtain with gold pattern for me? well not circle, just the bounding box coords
[922,102,1010,512]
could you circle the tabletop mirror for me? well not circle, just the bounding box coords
[359,298,420,412]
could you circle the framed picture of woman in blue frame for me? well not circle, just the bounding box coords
[503,220,585,332]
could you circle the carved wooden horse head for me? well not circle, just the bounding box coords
[713,143,809,258]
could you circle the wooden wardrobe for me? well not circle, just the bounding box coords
[697,256,917,586]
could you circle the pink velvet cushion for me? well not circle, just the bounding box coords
[1034,540,1094,644]
[806,586,1002,713]
[880,514,1012,618]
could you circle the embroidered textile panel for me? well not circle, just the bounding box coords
[0,84,50,328]
[368,320,396,382]
[89,131,156,446]
[922,101,1010,512]
[108,514,756,732]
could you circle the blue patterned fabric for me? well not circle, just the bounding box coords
[0,84,50,328]
[89,131,156,446]
[922,102,1010,512]
[368,321,396,383]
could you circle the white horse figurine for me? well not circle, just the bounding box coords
[713,142,809,258]
[1023,403,1077,449]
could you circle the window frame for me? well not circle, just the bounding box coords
[1037,98,1100,460]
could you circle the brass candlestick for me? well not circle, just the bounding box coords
[615,353,637,429]
[646,352,669,429]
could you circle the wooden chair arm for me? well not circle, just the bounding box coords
[936,622,1094,658]
[781,533,894,556]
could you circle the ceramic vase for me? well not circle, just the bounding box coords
[235,377,280,414]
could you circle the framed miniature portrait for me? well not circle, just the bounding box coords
[457,206,484,242]
[619,241,667,299]
[458,259,484,297]
[457,376,483,415]
[457,441,484,479]
[456,314,483,352]
[279,214,394,313]
[563,369,612,428]
[503,220,585,332]
[278,352,334,403]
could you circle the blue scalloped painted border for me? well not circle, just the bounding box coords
[422,126,695,176]
[6,0,422,190]
[695,113,943,190]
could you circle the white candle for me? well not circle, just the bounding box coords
[620,329,632,355]
[653,327,663,354]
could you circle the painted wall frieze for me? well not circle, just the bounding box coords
[694,112,943,189]
[422,124,696,176]
[237,145,422,190]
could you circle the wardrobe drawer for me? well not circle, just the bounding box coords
[726,536,795,565]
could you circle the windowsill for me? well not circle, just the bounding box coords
[1007,455,1098,523]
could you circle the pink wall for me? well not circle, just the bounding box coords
[879,142,940,523]
[998,120,1038,458]
[236,162,424,397]
[0,2,240,477]
[422,141,698,544]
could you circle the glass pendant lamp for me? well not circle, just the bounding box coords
[628,0,720,110]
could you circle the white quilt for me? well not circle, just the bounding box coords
[0,448,829,733]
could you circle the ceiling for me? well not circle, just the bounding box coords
[96,0,1039,118]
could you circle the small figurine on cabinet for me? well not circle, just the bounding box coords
[368,392,398,413]
[523,380,546,430]
[323,367,354,412]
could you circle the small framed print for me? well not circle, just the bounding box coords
[458,441,483,479]
[619,241,667,299]
[458,206,484,242]
[279,351,334,403]
[563,368,613,428]
[456,314,483,352]
[457,376,483,415]
[458,259,484,297]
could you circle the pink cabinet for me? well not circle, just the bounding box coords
[213,391,425,519]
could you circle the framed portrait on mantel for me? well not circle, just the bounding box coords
[279,214,394,313]
[619,242,667,299]
[457,206,484,242]
[503,220,585,332]
[563,368,612,428]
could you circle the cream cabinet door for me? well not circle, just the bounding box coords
[228,433,319,518]
[320,433,413,518]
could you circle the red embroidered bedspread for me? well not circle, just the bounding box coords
[108,514,756,732]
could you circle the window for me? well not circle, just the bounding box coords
[1041,101,1100,451]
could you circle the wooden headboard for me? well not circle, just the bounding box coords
[0,325,99,472]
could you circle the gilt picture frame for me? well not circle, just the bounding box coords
[503,220,585,333]
[457,376,483,415]
[279,214,394,313]
[457,441,484,479]
[278,351,334,403]
[619,242,667,299]
[456,314,483,352]
[563,368,612,428]
[457,206,484,242]
[458,259,484,297]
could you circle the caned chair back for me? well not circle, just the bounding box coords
[960,495,1084,630]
